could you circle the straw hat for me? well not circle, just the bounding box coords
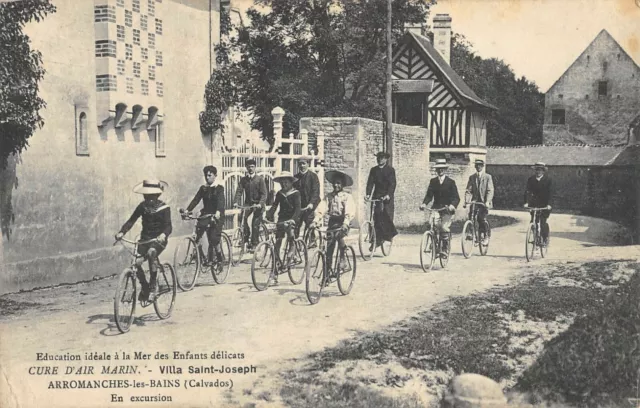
[434,159,449,169]
[531,162,547,170]
[273,171,296,183]
[325,170,354,187]
[375,151,391,159]
[133,179,168,195]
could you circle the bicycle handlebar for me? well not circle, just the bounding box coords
[114,237,161,246]
[421,207,449,212]
[525,206,551,211]
[180,212,217,221]
[467,202,487,207]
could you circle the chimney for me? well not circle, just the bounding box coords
[433,13,452,66]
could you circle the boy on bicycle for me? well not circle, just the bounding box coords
[115,179,172,302]
[233,159,268,252]
[463,159,494,244]
[420,159,460,257]
[524,162,552,245]
[180,165,225,270]
[266,171,302,283]
[316,170,355,275]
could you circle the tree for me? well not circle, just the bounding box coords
[200,0,436,146]
[450,33,544,146]
[0,0,56,169]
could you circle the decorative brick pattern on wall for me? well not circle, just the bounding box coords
[95,40,116,58]
[94,5,116,23]
[96,74,117,92]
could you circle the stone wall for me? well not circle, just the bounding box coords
[488,165,637,234]
[300,117,431,228]
[0,0,223,294]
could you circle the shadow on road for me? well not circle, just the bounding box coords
[87,312,161,336]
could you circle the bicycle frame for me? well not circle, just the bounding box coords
[525,207,549,261]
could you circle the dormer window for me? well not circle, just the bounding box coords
[598,81,608,97]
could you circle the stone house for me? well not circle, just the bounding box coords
[543,29,640,145]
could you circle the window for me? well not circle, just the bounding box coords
[558,94,563,100]
[586,55,590,64]
[598,81,608,96]
[603,61,608,71]
[75,109,89,156]
[551,109,565,125]
[585,94,589,100]
[393,94,426,126]
[617,53,621,60]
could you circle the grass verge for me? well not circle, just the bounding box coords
[267,259,640,408]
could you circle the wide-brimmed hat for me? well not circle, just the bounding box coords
[375,151,391,159]
[474,159,485,166]
[434,159,449,169]
[325,170,354,187]
[133,179,168,195]
[274,171,296,183]
[531,162,547,170]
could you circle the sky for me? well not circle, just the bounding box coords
[232,0,640,92]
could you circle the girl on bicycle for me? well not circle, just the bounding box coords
[115,179,172,302]
[266,171,302,282]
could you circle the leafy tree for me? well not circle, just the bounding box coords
[201,0,436,146]
[0,0,56,169]
[450,33,544,146]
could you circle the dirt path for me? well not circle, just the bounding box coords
[0,211,637,408]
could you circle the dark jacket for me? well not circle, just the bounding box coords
[423,176,460,210]
[524,175,552,207]
[267,189,301,224]
[234,174,267,206]
[294,170,321,210]
[120,200,172,240]
[186,184,225,217]
[366,165,396,199]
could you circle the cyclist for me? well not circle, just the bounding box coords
[233,159,268,252]
[316,170,355,275]
[463,159,494,244]
[365,151,398,251]
[180,165,225,270]
[524,162,552,246]
[419,159,460,257]
[266,171,302,283]
[293,158,321,239]
[115,179,172,302]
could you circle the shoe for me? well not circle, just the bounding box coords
[147,290,157,303]
[338,257,351,272]
[138,289,149,302]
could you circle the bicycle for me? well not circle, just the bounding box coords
[251,220,309,291]
[230,205,270,266]
[113,236,177,334]
[305,227,357,304]
[525,206,551,262]
[358,198,392,261]
[301,213,323,251]
[173,211,232,291]
[419,207,452,271]
[461,202,492,258]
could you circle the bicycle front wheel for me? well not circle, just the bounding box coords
[479,220,491,256]
[251,242,274,291]
[211,233,232,284]
[154,263,177,319]
[358,221,376,261]
[420,231,436,272]
[540,233,548,258]
[173,237,200,292]
[337,246,357,295]
[114,268,137,334]
[525,224,536,262]
[305,250,325,305]
[461,220,475,259]
[287,239,307,285]
[304,226,322,250]
[230,228,245,266]
[440,232,452,268]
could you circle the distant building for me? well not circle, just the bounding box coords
[543,30,640,145]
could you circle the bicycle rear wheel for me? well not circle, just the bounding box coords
[114,268,137,334]
[358,221,376,261]
[525,224,536,262]
[259,222,270,243]
[479,220,491,256]
[461,220,475,259]
[381,240,392,257]
[337,246,357,295]
[420,231,436,272]
[211,233,232,284]
[251,242,274,291]
[540,233,548,258]
[154,263,177,319]
[287,239,307,285]
[230,228,245,266]
[173,237,200,292]
[305,250,325,304]
[440,232,452,268]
